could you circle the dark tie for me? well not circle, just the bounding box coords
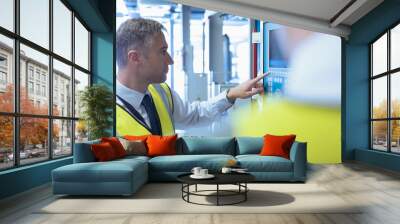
[141,94,161,135]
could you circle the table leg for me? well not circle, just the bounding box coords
[217,184,219,206]
[187,184,190,202]
[195,184,197,192]
[181,184,183,199]
[245,183,247,201]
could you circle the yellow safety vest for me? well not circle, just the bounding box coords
[116,83,175,136]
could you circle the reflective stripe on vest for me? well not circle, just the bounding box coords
[116,83,175,136]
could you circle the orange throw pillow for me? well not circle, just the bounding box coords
[146,135,177,157]
[260,134,296,159]
[101,137,126,158]
[91,142,117,161]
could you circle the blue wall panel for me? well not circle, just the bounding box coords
[355,149,400,172]
[92,33,114,88]
[344,44,369,160]
[0,158,72,199]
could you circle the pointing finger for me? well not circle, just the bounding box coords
[252,72,270,83]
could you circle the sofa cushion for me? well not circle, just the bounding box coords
[119,138,147,156]
[147,135,178,157]
[260,134,296,159]
[148,154,235,172]
[101,137,127,158]
[91,142,118,161]
[236,155,293,172]
[177,137,236,155]
[115,155,150,164]
[236,137,263,155]
[52,159,147,183]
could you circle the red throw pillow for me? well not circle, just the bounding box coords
[101,137,126,158]
[91,142,117,161]
[260,134,296,159]
[146,135,177,157]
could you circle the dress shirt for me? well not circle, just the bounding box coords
[116,80,234,130]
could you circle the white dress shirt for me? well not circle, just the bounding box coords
[116,80,234,130]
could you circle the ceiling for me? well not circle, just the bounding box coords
[170,0,384,38]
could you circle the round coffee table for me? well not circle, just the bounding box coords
[177,173,255,206]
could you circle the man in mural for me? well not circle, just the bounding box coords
[116,18,266,136]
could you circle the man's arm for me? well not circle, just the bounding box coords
[172,88,232,128]
[172,73,269,128]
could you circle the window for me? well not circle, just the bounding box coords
[0,54,7,86]
[53,59,72,116]
[0,55,7,67]
[371,23,400,154]
[36,83,40,95]
[28,67,34,80]
[0,71,6,85]
[42,85,46,97]
[0,0,91,170]
[0,34,13,114]
[20,0,49,49]
[28,81,34,93]
[53,0,72,60]
[0,0,13,32]
[75,17,89,70]
[74,69,89,119]
[53,119,72,158]
[35,70,41,81]
[41,73,46,82]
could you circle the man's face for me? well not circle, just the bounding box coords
[142,32,173,83]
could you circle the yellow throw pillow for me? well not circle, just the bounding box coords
[118,138,147,156]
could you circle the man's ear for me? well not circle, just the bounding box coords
[127,50,141,64]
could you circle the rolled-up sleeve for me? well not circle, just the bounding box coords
[172,89,234,129]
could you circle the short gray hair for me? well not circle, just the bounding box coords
[116,18,165,68]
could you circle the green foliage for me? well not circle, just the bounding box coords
[79,84,114,140]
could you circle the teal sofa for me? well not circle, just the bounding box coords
[52,137,307,196]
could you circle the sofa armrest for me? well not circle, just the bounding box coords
[73,140,100,163]
[289,142,307,181]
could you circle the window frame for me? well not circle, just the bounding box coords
[0,0,92,171]
[370,21,400,154]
